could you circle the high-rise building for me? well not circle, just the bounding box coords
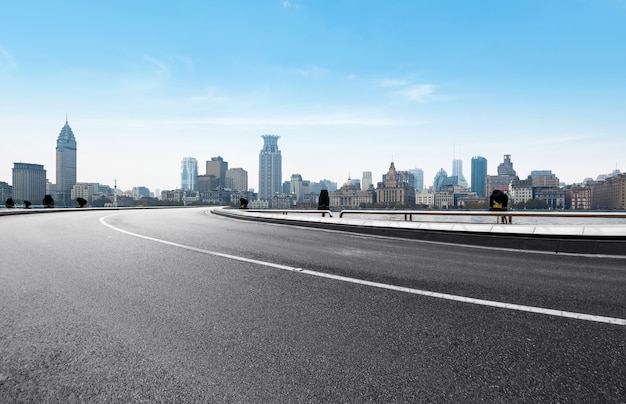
[258,135,282,203]
[409,168,424,192]
[433,168,448,191]
[225,168,248,192]
[452,159,468,188]
[12,163,47,203]
[206,156,228,189]
[471,156,487,196]
[56,119,77,204]
[362,172,373,190]
[290,173,303,200]
[181,157,198,190]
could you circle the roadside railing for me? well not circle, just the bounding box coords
[338,209,626,224]
[240,208,626,224]
[243,209,334,217]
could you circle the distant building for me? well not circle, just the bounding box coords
[206,156,228,189]
[471,156,487,197]
[258,135,282,204]
[310,179,337,194]
[415,188,434,207]
[0,181,12,202]
[329,177,376,209]
[290,174,304,200]
[197,174,219,192]
[376,162,415,208]
[530,170,559,188]
[534,187,565,209]
[565,186,592,210]
[485,154,517,197]
[71,182,97,204]
[362,171,373,191]
[12,163,47,203]
[591,173,626,209]
[56,119,77,204]
[181,157,198,190]
[409,168,424,192]
[433,168,448,192]
[132,186,151,199]
[509,176,533,205]
[452,159,468,188]
[225,168,248,192]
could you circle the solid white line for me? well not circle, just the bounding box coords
[100,214,626,326]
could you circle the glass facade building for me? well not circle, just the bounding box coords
[181,157,198,190]
[471,156,488,196]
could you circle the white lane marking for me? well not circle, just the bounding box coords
[100,214,626,326]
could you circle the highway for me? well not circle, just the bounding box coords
[1,207,624,402]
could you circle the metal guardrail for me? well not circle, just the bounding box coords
[242,209,334,217]
[338,209,626,224]
[240,208,626,224]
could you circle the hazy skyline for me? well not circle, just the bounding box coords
[1,1,625,193]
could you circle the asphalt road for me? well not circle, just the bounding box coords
[1,207,624,402]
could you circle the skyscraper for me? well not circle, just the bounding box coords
[362,171,373,190]
[258,135,282,203]
[409,168,424,192]
[452,159,468,188]
[206,156,228,189]
[181,157,198,190]
[12,163,46,203]
[56,119,77,204]
[471,156,488,196]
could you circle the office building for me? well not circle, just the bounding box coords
[258,135,282,203]
[56,119,77,204]
[226,168,248,192]
[471,156,487,196]
[0,181,12,202]
[362,172,373,191]
[409,168,424,192]
[452,159,468,188]
[206,156,228,189]
[181,157,198,190]
[12,163,47,203]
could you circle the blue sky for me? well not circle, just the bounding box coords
[1,0,625,193]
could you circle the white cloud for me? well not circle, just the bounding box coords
[296,66,329,78]
[283,1,301,9]
[399,83,436,103]
[0,45,17,69]
[379,78,410,87]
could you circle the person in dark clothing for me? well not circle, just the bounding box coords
[489,189,511,223]
[489,189,508,209]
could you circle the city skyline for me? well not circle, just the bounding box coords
[1,1,624,192]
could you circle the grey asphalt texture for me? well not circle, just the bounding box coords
[1,208,624,402]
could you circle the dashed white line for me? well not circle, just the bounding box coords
[100,214,626,326]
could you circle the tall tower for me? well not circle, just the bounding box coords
[409,168,424,192]
[471,156,488,196]
[362,171,372,191]
[181,157,198,190]
[55,118,77,204]
[258,135,282,203]
[452,159,468,188]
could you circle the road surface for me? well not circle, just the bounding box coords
[1,207,624,402]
